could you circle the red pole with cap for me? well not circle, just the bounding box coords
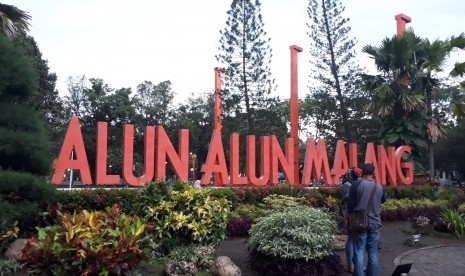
[290,45,303,185]
[395,13,411,38]
[214,67,224,131]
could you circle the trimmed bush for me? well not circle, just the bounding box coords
[248,207,337,261]
[56,188,142,215]
[229,204,267,220]
[384,185,438,200]
[382,198,447,211]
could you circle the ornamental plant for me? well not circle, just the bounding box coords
[441,209,465,239]
[18,205,146,275]
[144,186,231,245]
[413,216,430,227]
[248,207,337,261]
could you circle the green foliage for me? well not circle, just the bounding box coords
[262,194,307,211]
[56,188,142,215]
[248,207,337,261]
[206,187,237,207]
[382,199,447,211]
[441,209,465,239]
[0,220,18,254]
[435,188,465,207]
[458,203,465,215]
[145,186,231,244]
[163,244,216,271]
[18,205,146,275]
[0,257,23,275]
[384,185,438,200]
[0,33,36,100]
[0,170,56,235]
[229,204,267,220]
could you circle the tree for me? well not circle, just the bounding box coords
[133,80,174,126]
[306,0,364,143]
[216,0,275,134]
[362,31,427,166]
[0,2,31,38]
[14,32,67,154]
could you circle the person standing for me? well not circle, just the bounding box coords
[347,163,385,276]
[341,167,362,273]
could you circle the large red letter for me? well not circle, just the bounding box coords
[396,146,414,185]
[122,125,155,186]
[155,126,189,182]
[377,145,397,186]
[201,129,229,185]
[364,143,381,183]
[301,138,332,185]
[95,122,120,185]
[349,143,358,167]
[269,136,294,185]
[331,140,349,184]
[229,133,247,185]
[51,116,92,184]
[247,136,270,185]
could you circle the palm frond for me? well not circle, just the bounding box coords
[0,3,31,38]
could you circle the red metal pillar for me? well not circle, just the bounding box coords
[395,13,411,38]
[213,67,224,185]
[290,45,303,185]
[214,67,224,131]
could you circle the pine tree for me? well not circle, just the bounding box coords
[306,0,369,143]
[216,0,275,134]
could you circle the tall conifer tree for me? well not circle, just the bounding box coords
[306,0,372,143]
[216,0,275,134]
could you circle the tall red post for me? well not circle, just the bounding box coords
[214,67,224,131]
[213,67,224,185]
[290,45,303,185]
[395,13,411,38]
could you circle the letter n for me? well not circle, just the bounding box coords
[269,136,294,185]
[155,126,189,181]
[377,145,397,186]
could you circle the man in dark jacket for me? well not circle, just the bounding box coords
[347,163,385,276]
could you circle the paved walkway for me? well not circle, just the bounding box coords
[394,245,465,276]
[217,222,465,276]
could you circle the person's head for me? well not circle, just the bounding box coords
[344,167,359,183]
[361,163,375,177]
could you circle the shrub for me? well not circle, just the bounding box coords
[458,203,465,215]
[249,250,342,276]
[0,258,23,275]
[0,170,56,236]
[226,218,255,237]
[163,244,216,270]
[145,186,231,245]
[230,204,267,220]
[56,188,142,215]
[382,198,447,211]
[381,206,444,223]
[262,194,307,211]
[233,186,271,205]
[435,188,465,208]
[384,185,438,200]
[17,205,146,275]
[248,207,337,261]
[441,209,465,239]
[206,187,237,207]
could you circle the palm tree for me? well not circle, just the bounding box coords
[362,31,427,167]
[0,2,31,38]
[448,33,465,118]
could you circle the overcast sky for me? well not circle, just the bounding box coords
[8,0,465,102]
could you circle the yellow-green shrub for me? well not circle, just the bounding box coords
[382,199,448,211]
[229,204,267,220]
[145,186,231,244]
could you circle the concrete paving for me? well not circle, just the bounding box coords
[217,221,465,276]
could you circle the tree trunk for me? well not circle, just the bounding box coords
[321,0,354,143]
[426,83,434,180]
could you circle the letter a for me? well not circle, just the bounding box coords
[51,116,92,184]
[201,129,229,185]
